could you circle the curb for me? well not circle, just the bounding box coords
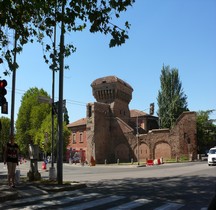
[0,181,87,203]
[37,183,87,192]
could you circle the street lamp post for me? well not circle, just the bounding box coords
[136,115,139,165]
[135,103,154,165]
[10,31,18,136]
[57,0,65,185]
[49,0,57,181]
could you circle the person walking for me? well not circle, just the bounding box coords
[4,135,19,188]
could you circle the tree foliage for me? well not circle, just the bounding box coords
[35,113,70,158]
[196,110,216,153]
[15,87,70,157]
[0,116,10,160]
[15,87,51,155]
[0,0,135,74]
[157,65,188,128]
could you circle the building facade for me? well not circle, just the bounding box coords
[66,118,87,163]
[67,75,197,164]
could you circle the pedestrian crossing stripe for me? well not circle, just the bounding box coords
[0,190,91,209]
[0,191,209,210]
[154,202,184,210]
[62,195,125,210]
[107,198,152,209]
[14,193,102,210]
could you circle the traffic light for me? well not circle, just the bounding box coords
[52,101,58,115]
[1,101,8,114]
[150,103,154,115]
[0,79,7,106]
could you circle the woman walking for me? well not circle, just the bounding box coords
[4,135,19,188]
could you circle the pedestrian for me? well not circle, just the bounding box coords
[4,135,19,188]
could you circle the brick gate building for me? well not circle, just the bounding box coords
[67,76,197,164]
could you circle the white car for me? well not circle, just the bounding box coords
[208,147,216,166]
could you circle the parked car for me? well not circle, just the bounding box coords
[208,147,216,166]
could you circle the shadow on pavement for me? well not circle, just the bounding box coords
[86,175,216,209]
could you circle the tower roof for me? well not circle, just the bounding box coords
[91,75,133,104]
[91,75,133,90]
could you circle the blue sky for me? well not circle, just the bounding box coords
[1,0,216,123]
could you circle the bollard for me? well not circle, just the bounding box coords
[160,157,163,164]
[197,154,201,160]
[90,156,96,166]
[131,158,134,164]
[117,159,119,165]
[189,153,193,161]
[105,159,107,165]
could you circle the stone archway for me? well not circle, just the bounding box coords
[115,144,129,162]
[154,142,171,160]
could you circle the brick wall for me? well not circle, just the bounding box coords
[86,109,197,163]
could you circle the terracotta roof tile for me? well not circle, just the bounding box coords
[130,109,148,117]
[67,118,87,127]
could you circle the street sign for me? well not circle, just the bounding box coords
[53,100,67,115]
[38,96,52,104]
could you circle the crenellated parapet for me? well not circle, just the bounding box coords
[91,75,133,104]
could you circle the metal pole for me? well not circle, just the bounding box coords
[51,0,57,169]
[10,31,18,136]
[57,0,65,185]
[51,70,55,168]
[136,115,139,165]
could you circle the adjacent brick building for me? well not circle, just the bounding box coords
[66,118,87,162]
[67,75,197,164]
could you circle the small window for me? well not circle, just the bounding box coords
[80,133,83,143]
[88,105,92,117]
[72,133,76,144]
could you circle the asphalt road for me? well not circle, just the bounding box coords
[62,161,215,181]
[1,161,215,209]
[61,161,216,209]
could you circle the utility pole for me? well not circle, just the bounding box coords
[10,31,18,136]
[136,115,139,165]
[136,104,154,165]
[57,0,65,185]
[49,0,57,181]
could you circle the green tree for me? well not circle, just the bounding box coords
[0,117,10,161]
[196,110,216,153]
[15,87,51,156]
[157,65,188,128]
[0,0,135,74]
[0,0,39,74]
[35,113,70,160]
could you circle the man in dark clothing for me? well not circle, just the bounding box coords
[4,135,19,188]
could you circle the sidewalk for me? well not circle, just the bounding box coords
[0,169,86,203]
[0,161,143,203]
[0,179,87,203]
